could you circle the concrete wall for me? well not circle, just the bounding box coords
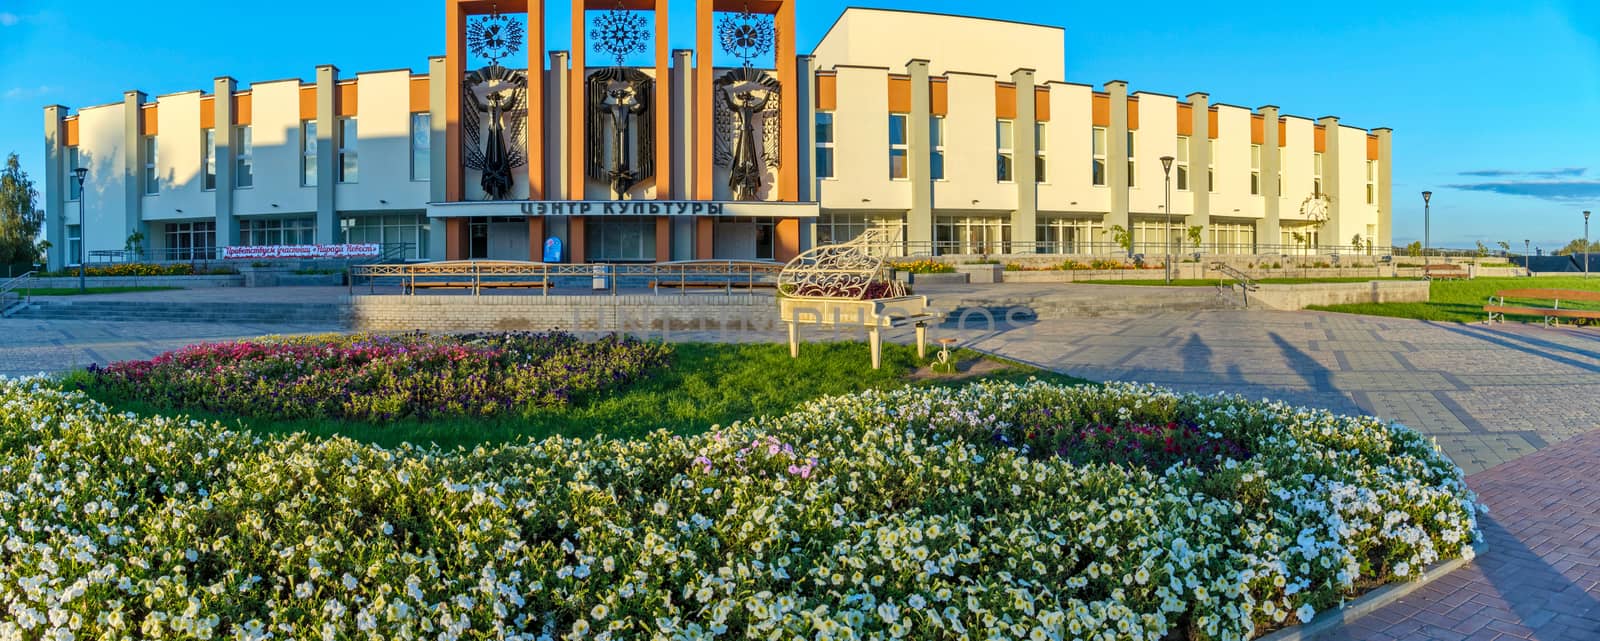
[1250,280,1430,310]
[812,8,1064,81]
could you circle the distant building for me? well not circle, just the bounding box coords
[40,4,1391,269]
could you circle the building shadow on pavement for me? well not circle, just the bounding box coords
[1431,323,1600,374]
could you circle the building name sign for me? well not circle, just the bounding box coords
[517,201,729,216]
[222,244,381,260]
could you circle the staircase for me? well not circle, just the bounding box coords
[1,271,34,318]
[1210,262,1259,308]
[9,299,349,325]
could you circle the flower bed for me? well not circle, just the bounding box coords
[0,379,1478,640]
[888,259,956,274]
[84,332,670,421]
[42,262,238,277]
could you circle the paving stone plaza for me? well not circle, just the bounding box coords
[2,284,1596,639]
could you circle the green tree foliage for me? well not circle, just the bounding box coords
[1103,224,1133,253]
[1186,225,1203,251]
[1404,241,1423,257]
[0,153,43,270]
[1553,238,1600,256]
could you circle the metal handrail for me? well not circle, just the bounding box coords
[0,271,36,316]
[350,260,784,296]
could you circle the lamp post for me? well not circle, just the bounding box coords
[1421,190,1432,262]
[1161,155,1175,284]
[1524,239,1531,277]
[72,167,88,293]
[1585,210,1591,278]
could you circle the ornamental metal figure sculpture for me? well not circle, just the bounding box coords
[712,7,780,201]
[462,9,528,200]
[713,69,781,201]
[586,2,654,199]
[778,228,906,300]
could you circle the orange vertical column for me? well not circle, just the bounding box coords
[525,0,545,199]
[568,5,586,200]
[695,217,714,259]
[654,217,671,262]
[775,0,796,202]
[569,217,586,263]
[775,218,799,262]
[695,2,714,200]
[446,218,468,260]
[446,2,466,202]
[654,0,671,199]
[528,217,545,261]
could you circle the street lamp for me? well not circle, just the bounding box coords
[1161,155,1175,284]
[1524,239,1531,277]
[1421,191,1432,263]
[1585,210,1591,278]
[72,167,88,293]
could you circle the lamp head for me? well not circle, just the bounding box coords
[1421,190,1432,205]
[72,167,87,182]
[1585,210,1591,221]
[1160,155,1174,174]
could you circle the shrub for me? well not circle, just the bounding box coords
[887,259,954,274]
[0,379,1479,640]
[41,262,238,277]
[84,332,670,421]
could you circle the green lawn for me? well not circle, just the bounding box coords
[1308,276,1600,323]
[65,342,1089,450]
[1079,277,1411,286]
[21,286,181,296]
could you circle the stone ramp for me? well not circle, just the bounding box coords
[919,282,1239,321]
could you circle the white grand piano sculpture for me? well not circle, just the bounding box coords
[776,229,940,369]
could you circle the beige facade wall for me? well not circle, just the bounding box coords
[812,9,1063,80]
[74,103,129,253]
[819,65,909,212]
[337,70,431,211]
[145,91,211,222]
[1279,116,1315,224]
[933,72,1014,213]
[1129,93,1183,217]
[1209,105,1259,221]
[235,80,316,217]
[1037,82,1106,215]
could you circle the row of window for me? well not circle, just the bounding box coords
[815,115,1379,204]
[75,114,433,198]
[814,213,1333,257]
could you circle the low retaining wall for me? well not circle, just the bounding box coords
[349,294,780,333]
[25,274,244,289]
[1251,280,1430,310]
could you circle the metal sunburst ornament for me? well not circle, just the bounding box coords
[590,3,650,67]
[467,7,524,65]
[717,7,774,67]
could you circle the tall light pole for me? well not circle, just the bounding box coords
[1161,155,1175,284]
[1421,190,1432,262]
[72,167,88,293]
[1524,239,1531,277]
[1585,210,1591,278]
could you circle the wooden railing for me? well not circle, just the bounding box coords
[349,260,784,296]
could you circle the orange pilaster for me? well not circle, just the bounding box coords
[525,1,545,199]
[695,217,715,259]
[655,216,671,262]
[528,217,545,261]
[697,1,793,202]
[445,218,469,260]
[568,7,585,200]
[775,218,799,262]
[775,0,796,201]
[446,2,465,202]
[571,0,671,201]
[653,0,670,199]
[695,4,713,200]
[447,1,544,201]
[569,217,586,263]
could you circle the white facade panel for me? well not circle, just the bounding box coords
[1279,117,1315,223]
[818,66,910,212]
[1335,125,1377,244]
[144,93,211,221]
[336,71,431,211]
[933,73,1014,212]
[1210,106,1259,221]
[1037,83,1105,214]
[75,104,129,253]
[1129,94,1182,217]
[814,8,1064,81]
[236,81,316,216]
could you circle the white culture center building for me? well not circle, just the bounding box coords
[41,6,1391,269]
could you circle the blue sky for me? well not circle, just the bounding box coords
[2,0,1598,251]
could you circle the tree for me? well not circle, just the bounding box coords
[1103,225,1133,254]
[1497,241,1510,256]
[1351,233,1363,250]
[0,153,42,270]
[1404,241,1423,257]
[1553,238,1600,256]
[1186,225,1203,252]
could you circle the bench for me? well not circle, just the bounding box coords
[1485,289,1600,326]
[1424,264,1469,280]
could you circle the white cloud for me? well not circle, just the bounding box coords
[0,13,20,27]
[4,86,56,100]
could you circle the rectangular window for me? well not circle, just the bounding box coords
[66,225,81,266]
[996,119,1014,182]
[410,113,431,181]
[235,126,253,188]
[143,136,158,195]
[302,121,318,187]
[1091,127,1107,186]
[1313,152,1324,194]
[930,116,946,180]
[1366,160,1377,204]
[1176,136,1190,191]
[814,112,834,179]
[1250,144,1261,195]
[936,215,1012,255]
[1034,122,1047,183]
[163,221,216,261]
[338,117,358,183]
[66,147,81,201]
[1208,147,1216,193]
[202,129,216,191]
[888,113,908,180]
[240,217,317,247]
[1126,131,1137,188]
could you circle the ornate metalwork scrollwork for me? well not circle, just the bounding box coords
[590,3,650,67]
[778,228,907,300]
[717,7,774,66]
[467,8,524,64]
[586,69,655,198]
[463,65,528,201]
